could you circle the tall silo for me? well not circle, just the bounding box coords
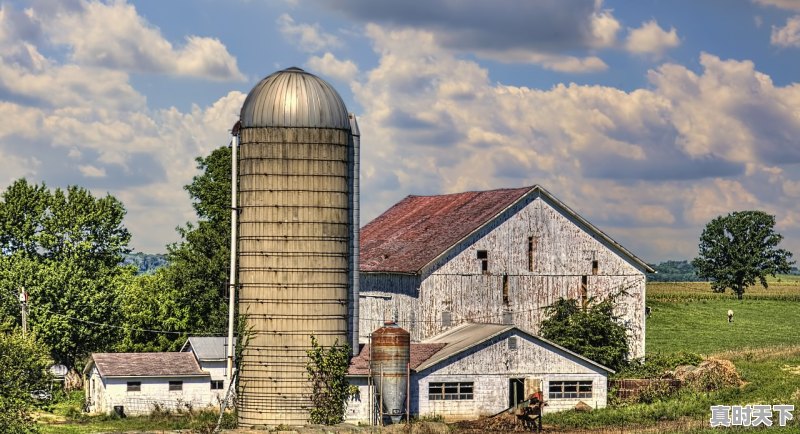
[236,67,359,426]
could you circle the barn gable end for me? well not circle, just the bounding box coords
[359,185,650,359]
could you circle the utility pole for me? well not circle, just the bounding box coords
[226,122,240,380]
[19,287,28,337]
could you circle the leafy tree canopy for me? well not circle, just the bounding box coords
[692,210,794,299]
[117,146,232,352]
[163,146,231,336]
[0,332,52,434]
[0,179,131,367]
[539,295,629,371]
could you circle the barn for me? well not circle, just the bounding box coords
[345,322,613,423]
[358,185,653,360]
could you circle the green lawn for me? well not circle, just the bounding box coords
[646,298,800,354]
[546,281,800,432]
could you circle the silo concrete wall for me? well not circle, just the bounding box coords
[237,126,350,426]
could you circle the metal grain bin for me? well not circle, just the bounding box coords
[236,67,358,426]
[371,322,410,424]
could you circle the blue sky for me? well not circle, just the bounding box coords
[2,0,800,262]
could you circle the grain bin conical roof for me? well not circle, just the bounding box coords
[239,67,350,129]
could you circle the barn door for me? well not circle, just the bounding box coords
[509,378,525,407]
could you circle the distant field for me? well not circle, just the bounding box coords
[648,275,800,302]
[646,276,800,354]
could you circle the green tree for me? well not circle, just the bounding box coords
[0,179,131,367]
[161,146,232,337]
[116,146,233,352]
[305,336,355,425]
[539,295,629,371]
[115,269,185,352]
[0,332,52,434]
[692,210,794,300]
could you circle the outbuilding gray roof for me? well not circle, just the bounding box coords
[415,322,614,373]
[181,336,236,362]
[240,67,351,130]
[85,353,208,378]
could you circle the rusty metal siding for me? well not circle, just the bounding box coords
[358,195,646,359]
[237,126,351,426]
[371,323,410,422]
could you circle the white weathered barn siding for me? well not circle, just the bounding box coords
[345,377,372,423]
[346,326,609,423]
[198,360,231,402]
[85,373,216,416]
[414,332,608,419]
[360,192,646,358]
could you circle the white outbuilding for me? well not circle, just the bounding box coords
[181,336,236,402]
[84,352,219,416]
[346,323,613,423]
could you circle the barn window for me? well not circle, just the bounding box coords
[528,236,534,271]
[592,260,599,275]
[169,381,183,391]
[549,380,592,399]
[502,274,509,305]
[502,310,513,325]
[127,381,141,392]
[211,380,224,390]
[442,311,452,327]
[429,382,474,400]
[580,276,588,309]
[477,250,488,274]
[508,337,518,350]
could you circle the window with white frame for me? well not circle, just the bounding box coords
[211,380,224,390]
[428,382,473,400]
[126,381,141,392]
[548,380,592,399]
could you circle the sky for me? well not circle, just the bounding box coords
[1,0,800,263]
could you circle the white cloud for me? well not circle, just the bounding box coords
[45,0,244,80]
[771,15,800,47]
[319,0,615,72]
[306,53,359,82]
[277,13,341,53]
[78,165,106,178]
[0,1,246,253]
[353,27,800,261]
[625,20,680,58]
[753,0,800,11]
[590,9,621,48]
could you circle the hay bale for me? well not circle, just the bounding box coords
[574,401,593,412]
[670,364,697,382]
[684,358,742,391]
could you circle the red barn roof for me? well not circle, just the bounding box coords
[347,343,447,376]
[360,186,533,273]
[359,185,654,274]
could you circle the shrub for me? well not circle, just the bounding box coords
[0,332,52,434]
[615,352,703,379]
[540,294,630,371]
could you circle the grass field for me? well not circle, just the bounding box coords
[647,277,800,353]
[544,278,800,432]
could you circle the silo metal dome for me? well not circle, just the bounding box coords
[235,67,360,427]
[240,67,351,130]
